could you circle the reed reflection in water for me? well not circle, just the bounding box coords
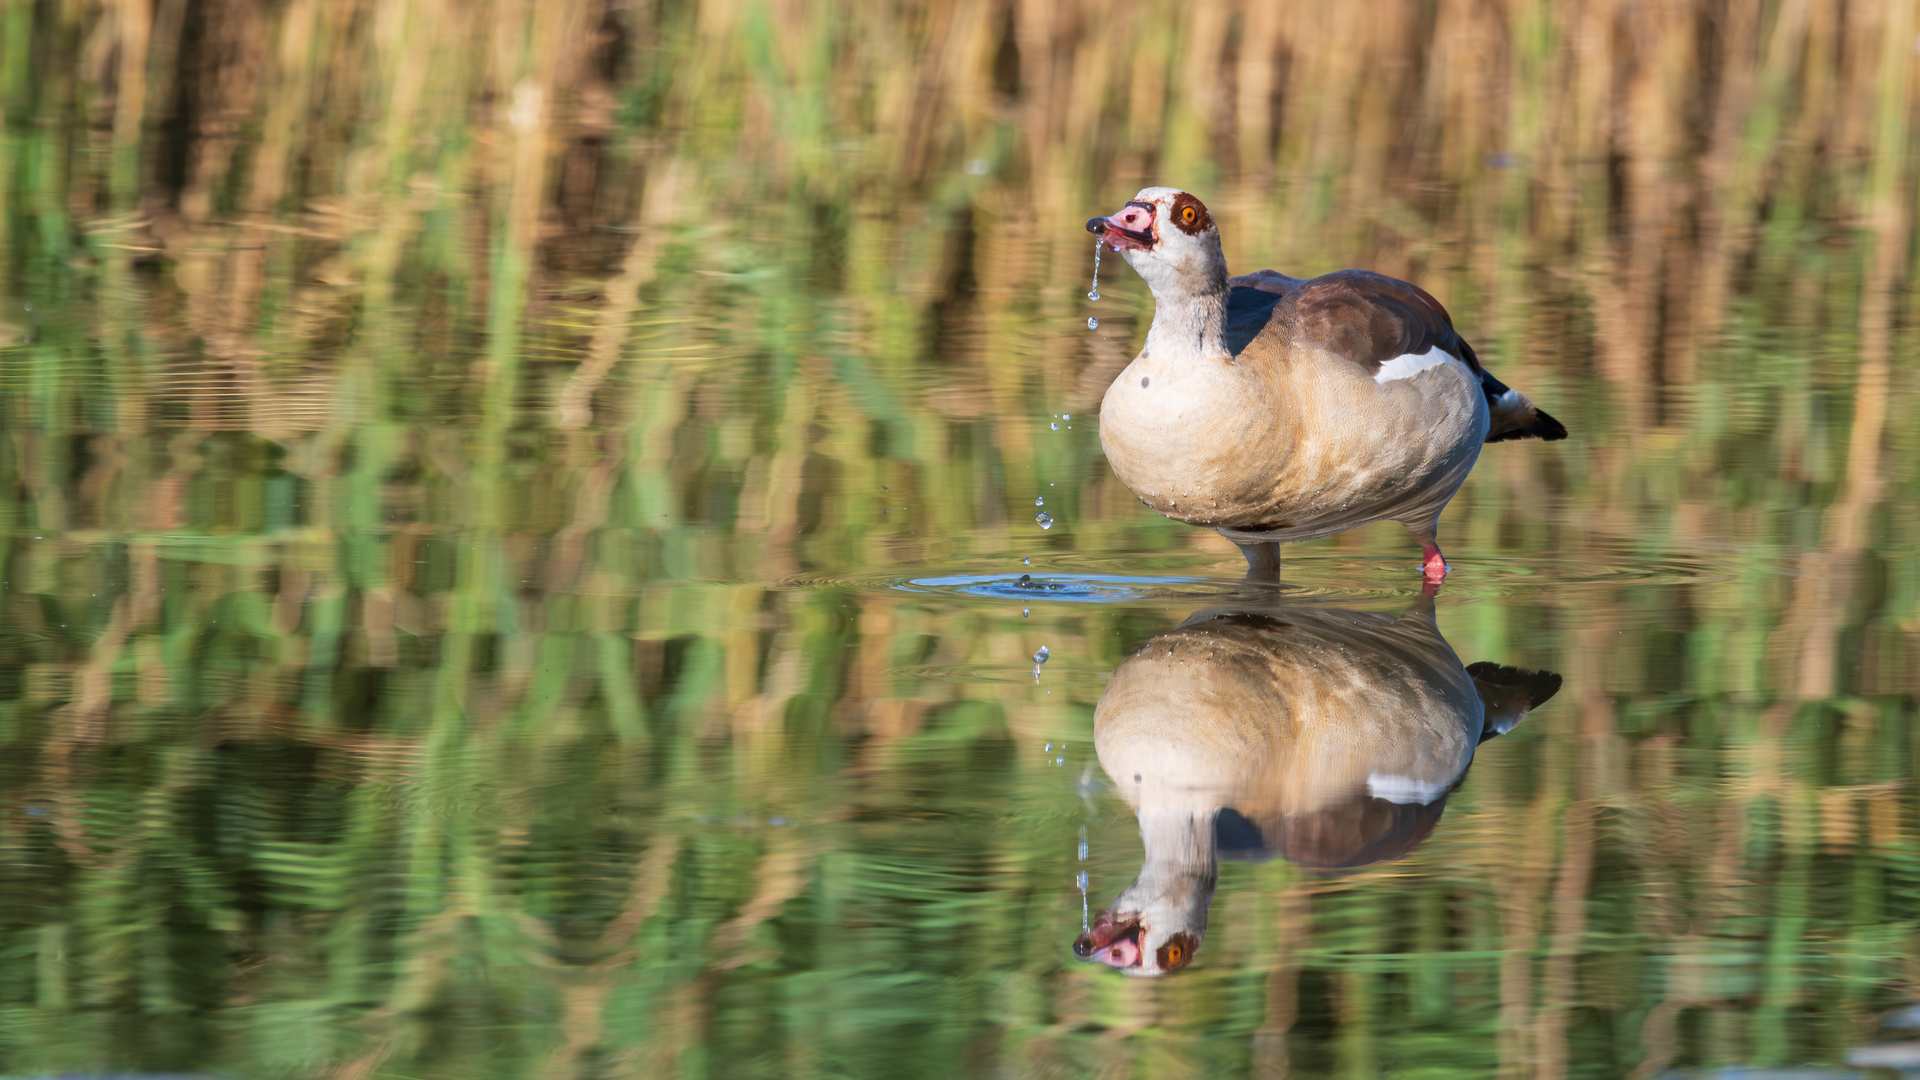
[1,0,1919,1076]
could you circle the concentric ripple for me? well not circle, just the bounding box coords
[892,572,1239,604]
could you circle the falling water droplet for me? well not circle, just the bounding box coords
[1035,496,1044,506]
[1056,756,1066,766]
[1035,512,1053,529]
[1087,316,1098,330]
[1045,742,1053,752]
[1050,421,1059,430]
[1063,414,1071,421]
[1021,607,1029,618]
[1034,645,1050,665]
[1077,870,1089,890]
[1078,826,1088,861]
[1022,557,1031,565]
[1088,236,1102,303]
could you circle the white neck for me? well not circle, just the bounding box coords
[1115,807,1218,910]
[1144,288,1229,361]
[1125,246,1232,362]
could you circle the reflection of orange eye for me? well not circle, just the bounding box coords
[1181,206,1196,224]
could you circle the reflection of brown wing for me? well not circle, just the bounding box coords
[1215,796,1450,870]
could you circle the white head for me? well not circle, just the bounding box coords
[1071,865,1212,976]
[1085,187,1229,304]
[1070,809,1213,976]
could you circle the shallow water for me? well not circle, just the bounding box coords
[4,2,1920,1079]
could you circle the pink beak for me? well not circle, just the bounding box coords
[1086,201,1156,252]
[1072,910,1145,969]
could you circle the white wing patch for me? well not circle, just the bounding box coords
[1373,346,1457,384]
[1366,772,1451,805]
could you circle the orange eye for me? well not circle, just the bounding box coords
[1167,944,1183,964]
[1181,206,1196,223]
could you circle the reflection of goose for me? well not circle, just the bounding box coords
[1072,596,1559,976]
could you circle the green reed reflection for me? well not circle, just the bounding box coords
[3,0,1920,1077]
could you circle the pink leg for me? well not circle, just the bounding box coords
[1402,518,1451,593]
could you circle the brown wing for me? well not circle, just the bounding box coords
[1228,268,1304,295]
[1238,268,1569,443]
[1286,269,1477,376]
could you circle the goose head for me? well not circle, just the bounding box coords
[1072,811,1212,977]
[1086,187,1229,304]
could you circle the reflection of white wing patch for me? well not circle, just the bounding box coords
[1485,709,1527,737]
[1373,346,1455,383]
[1367,772,1450,805]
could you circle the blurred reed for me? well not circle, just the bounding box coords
[1,0,1919,1078]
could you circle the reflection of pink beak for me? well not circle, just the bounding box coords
[1085,202,1156,252]
[1072,910,1144,969]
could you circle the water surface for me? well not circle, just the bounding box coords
[3,2,1920,1078]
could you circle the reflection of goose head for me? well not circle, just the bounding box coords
[1071,806,1213,975]
[1073,596,1558,976]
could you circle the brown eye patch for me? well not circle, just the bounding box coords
[1156,932,1199,971]
[1170,193,1212,235]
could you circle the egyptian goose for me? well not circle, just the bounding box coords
[1086,188,1566,583]
[1072,596,1559,976]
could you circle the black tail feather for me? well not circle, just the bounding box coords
[1478,364,1569,443]
[1467,662,1562,743]
[1465,662,1562,709]
[1486,406,1568,443]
